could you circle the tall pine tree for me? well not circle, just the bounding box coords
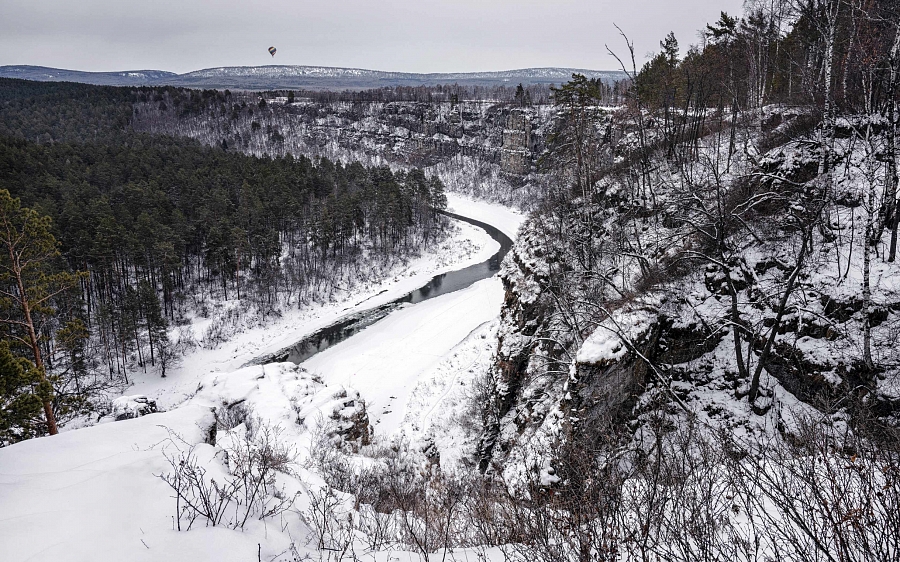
[0,189,81,435]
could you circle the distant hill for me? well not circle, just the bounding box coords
[0,64,626,90]
[0,65,177,86]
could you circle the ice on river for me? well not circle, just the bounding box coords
[303,276,504,434]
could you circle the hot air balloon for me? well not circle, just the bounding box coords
[268,46,277,57]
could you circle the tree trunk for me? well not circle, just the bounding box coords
[748,225,813,405]
[818,0,839,179]
[863,112,878,370]
[730,281,751,383]
[9,248,59,435]
[888,25,900,261]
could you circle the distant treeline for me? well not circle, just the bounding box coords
[0,76,629,149]
[0,78,136,143]
[265,81,628,105]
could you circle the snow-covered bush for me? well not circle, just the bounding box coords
[201,306,248,349]
[157,420,299,531]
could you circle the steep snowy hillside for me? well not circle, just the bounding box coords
[484,105,900,475]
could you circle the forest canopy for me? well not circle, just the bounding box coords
[0,78,448,442]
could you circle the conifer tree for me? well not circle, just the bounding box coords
[514,84,527,107]
[138,280,169,374]
[0,189,81,435]
[56,318,89,396]
[0,340,44,444]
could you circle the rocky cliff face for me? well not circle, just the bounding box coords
[480,108,900,476]
[135,95,553,205]
[500,109,534,177]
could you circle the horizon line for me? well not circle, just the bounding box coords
[0,63,625,77]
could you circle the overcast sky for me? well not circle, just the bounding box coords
[1,0,745,74]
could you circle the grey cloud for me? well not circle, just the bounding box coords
[1,0,744,73]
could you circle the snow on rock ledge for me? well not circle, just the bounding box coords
[296,386,372,448]
[190,362,371,451]
[576,307,657,367]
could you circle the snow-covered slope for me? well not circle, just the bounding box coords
[0,195,524,562]
[481,106,900,476]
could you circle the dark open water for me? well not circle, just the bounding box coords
[254,211,512,366]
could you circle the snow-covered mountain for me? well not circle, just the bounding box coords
[0,65,177,86]
[175,65,622,82]
[0,64,626,90]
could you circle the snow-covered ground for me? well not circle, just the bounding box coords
[0,193,525,562]
[303,277,502,434]
[300,195,523,435]
[399,318,500,469]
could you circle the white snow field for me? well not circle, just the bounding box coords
[303,277,503,434]
[301,195,524,435]
[0,194,524,562]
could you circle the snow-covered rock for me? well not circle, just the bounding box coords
[111,395,159,421]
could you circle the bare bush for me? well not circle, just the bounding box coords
[158,436,235,530]
[157,418,299,531]
[300,484,355,558]
[730,419,900,562]
[216,401,252,432]
[225,403,898,561]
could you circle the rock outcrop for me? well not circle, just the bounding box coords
[480,108,900,473]
[500,108,533,176]
[111,395,159,421]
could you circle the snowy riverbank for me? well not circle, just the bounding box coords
[112,193,515,412]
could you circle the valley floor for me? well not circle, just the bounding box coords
[117,193,518,410]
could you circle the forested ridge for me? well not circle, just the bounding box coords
[0,78,447,442]
[483,0,900,446]
[0,78,135,143]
